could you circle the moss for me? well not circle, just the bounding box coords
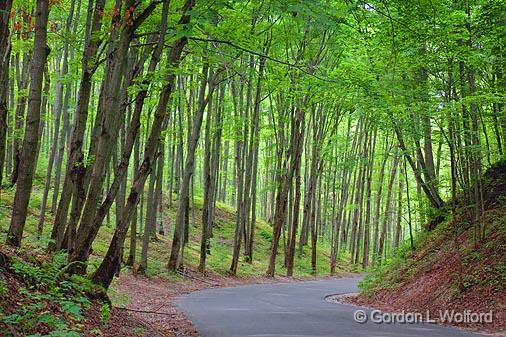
[0,174,350,291]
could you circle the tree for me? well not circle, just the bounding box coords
[7,0,49,247]
[0,0,14,189]
[93,0,197,288]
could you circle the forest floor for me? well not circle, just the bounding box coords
[0,162,351,278]
[349,162,506,336]
[0,166,353,336]
[0,240,354,337]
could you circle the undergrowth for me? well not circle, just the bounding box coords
[0,251,108,337]
[359,161,506,299]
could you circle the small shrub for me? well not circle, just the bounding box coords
[3,251,104,336]
[259,229,272,242]
[0,277,7,296]
[100,303,111,325]
[494,262,506,289]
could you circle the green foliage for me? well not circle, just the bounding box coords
[59,300,84,321]
[0,278,8,296]
[460,274,479,292]
[259,229,272,242]
[26,331,81,337]
[36,312,69,331]
[99,303,111,325]
[358,232,433,296]
[11,259,46,285]
[0,251,101,336]
[495,262,506,288]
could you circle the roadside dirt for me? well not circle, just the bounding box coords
[338,163,506,337]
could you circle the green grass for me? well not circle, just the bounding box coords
[0,167,350,286]
[357,221,448,296]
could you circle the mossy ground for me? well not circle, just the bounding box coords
[0,163,351,286]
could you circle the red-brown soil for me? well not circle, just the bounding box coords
[348,163,506,336]
[0,245,160,337]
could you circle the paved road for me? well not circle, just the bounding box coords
[176,276,483,337]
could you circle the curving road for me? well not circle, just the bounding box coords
[176,276,483,337]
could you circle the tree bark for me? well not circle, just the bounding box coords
[49,0,107,252]
[92,0,196,288]
[266,100,305,277]
[7,0,49,246]
[38,0,76,234]
[0,0,13,188]
[377,147,399,264]
[168,64,222,272]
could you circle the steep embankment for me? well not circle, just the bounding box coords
[354,163,506,334]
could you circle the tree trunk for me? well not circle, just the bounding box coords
[266,101,305,277]
[362,128,377,268]
[72,0,158,266]
[10,51,30,186]
[38,0,75,232]
[200,67,214,273]
[7,0,49,247]
[50,0,107,252]
[168,64,221,272]
[229,74,246,275]
[377,147,399,264]
[138,152,162,274]
[245,55,265,262]
[0,0,13,188]
[126,131,141,267]
[92,0,196,288]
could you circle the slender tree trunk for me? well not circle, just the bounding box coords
[377,147,399,264]
[10,51,30,186]
[73,1,158,265]
[138,152,161,274]
[66,2,164,270]
[393,117,444,211]
[362,128,376,268]
[50,0,107,252]
[245,55,265,262]
[38,0,75,231]
[7,0,49,246]
[168,63,221,272]
[230,74,246,275]
[220,140,229,202]
[286,119,304,276]
[92,0,196,288]
[200,72,214,272]
[394,170,404,248]
[0,0,14,188]
[126,132,140,267]
[266,102,305,277]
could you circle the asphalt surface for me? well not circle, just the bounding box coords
[176,276,484,337]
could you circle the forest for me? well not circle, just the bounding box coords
[0,0,505,335]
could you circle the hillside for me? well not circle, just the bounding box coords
[0,169,349,277]
[354,163,506,334]
[0,245,163,336]
[0,171,351,336]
